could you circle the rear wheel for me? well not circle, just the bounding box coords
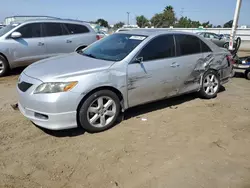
[199,70,220,99]
[78,90,120,133]
[0,55,9,77]
[245,70,250,80]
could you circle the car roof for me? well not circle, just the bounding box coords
[11,18,91,25]
[117,29,199,37]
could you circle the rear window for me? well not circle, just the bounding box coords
[43,23,68,37]
[64,23,89,34]
[175,34,201,56]
[201,40,212,52]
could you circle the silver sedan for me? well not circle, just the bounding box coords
[17,30,233,133]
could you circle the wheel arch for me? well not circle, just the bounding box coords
[76,86,125,120]
[75,45,87,52]
[200,68,221,86]
[0,52,9,64]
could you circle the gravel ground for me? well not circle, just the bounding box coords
[0,60,250,188]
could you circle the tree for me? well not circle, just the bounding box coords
[151,5,176,28]
[136,15,149,28]
[162,5,176,27]
[223,20,233,28]
[216,25,222,28]
[175,16,201,28]
[202,21,212,28]
[96,18,109,28]
[113,22,125,29]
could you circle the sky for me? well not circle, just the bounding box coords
[1,0,249,26]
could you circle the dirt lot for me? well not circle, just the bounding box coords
[0,60,250,188]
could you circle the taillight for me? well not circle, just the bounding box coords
[226,55,235,64]
[96,35,101,40]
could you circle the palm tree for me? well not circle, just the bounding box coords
[165,6,174,12]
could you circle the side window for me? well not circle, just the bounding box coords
[208,34,215,39]
[16,23,42,38]
[175,34,201,56]
[138,35,175,61]
[43,23,68,37]
[64,24,89,34]
[201,40,212,53]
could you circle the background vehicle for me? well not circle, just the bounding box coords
[17,30,232,133]
[97,31,109,39]
[196,32,235,49]
[232,56,250,80]
[115,28,133,32]
[0,19,98,77]
[219,34,238,40]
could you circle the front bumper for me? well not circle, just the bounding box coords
[17,73,81,130]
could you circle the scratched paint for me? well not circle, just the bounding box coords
[127,75,151,90]
[185,53,228,85]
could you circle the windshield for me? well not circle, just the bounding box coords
[82,33,147,61]
[0,24,17,37]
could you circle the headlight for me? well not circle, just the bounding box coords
[34,81,78,94]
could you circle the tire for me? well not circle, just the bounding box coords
[245,70,250,80]
[199,70,220,99]
[78,90,120,133]
[0,55,9,77]
[223,43,229,49]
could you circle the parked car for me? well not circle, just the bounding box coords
[17,30,233,133]
[0,19,98,77]
[196,32,235,49]
[97,31,109,39]
[116,28,133,32]
[219,34,230,40]
[219,34,238,40]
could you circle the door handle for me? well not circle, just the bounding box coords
[38,42,44,46]
[66,40,72,43]
[170,62,180,68]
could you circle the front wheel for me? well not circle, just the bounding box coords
[78,90,120,133]
[0,55,9,77]
[199,70,220,99]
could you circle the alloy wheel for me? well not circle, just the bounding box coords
[87,96,117,128]
[203,74,219,95]
[0,60,4,74]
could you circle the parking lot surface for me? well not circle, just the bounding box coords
[0,67,250,188]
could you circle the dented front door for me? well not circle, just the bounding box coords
[127,57,180,108]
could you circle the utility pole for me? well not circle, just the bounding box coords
[180,8,184,17]
[229,0,242,50]
[127,12,130,25]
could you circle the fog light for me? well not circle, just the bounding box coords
[34,112,48,120]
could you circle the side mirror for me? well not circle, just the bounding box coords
[133,57,143,64]
[11,32,22,39]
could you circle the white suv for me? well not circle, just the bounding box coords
[0,19,98,76]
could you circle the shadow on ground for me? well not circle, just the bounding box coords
[35,124,86,138]
[8,67,26,76]
[124,86,225,120]
[40,86,226,137]
[234,71,247,79]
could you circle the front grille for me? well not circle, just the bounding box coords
[18,82,33,92]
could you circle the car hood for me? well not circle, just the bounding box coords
[23,52,115,81]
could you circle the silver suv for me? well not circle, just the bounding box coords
[0,19,98,76]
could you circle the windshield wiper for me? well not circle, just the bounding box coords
[82,53,97,59]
